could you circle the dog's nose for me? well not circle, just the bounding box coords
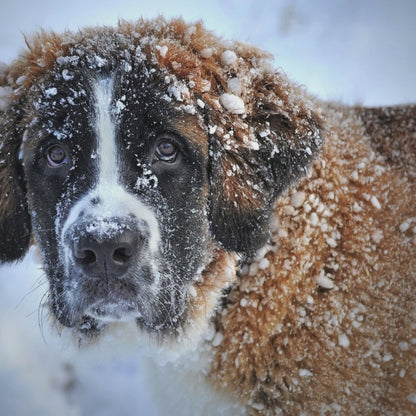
[73,226,138,278]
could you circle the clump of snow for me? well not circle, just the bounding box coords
[254,244,272,262]
[168,83,190,102]
[227,77,242,95]
[316,270,334,290]
[114,95,126,115]
[370,195,381,209]
[199,48,214,59]
[156,45,168,58]
[56,55,80,66]
[135,165,158,190]
[221,50,237,66]
[398,342,409,351]
[92,55,107,68]
[291,191,306,208]
[184,24,196,39]
[211,332,224,347]
[181,104,196,115]
[45,87,58,97]
[371,229,384,244]
[251,402,265,411]
[208,125,217,135]
[382,353,393,362]
[299,368,313,377]
[407,394,416,404]
[62,69,74,81]
[259,129,270,138]
[338,334,350,348]
[219,93,245,114]
[249,262,259,276]
[326,237,338,248]
[399,218,414,233]
[310,212,319,226]
[16,75,26,85]
[249,139,260,150]
[350,170,359,181]
[258,258,270,270]
[123,61,132,72]
[196,99,205,109]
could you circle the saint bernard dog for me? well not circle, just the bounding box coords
[0,17,415,415]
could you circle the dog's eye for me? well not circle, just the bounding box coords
[155,140,178,163]
[46,145,68,167]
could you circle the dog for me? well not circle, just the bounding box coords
[0,17,415,415]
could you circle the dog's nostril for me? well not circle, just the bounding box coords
[112,247,132,264]
[81,249,97,265]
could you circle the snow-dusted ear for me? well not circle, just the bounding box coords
[0,63,32,262]
[207,70,322,256]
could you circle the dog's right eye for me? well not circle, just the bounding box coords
[46,145,68,167]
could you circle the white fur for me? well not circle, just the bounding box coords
[131,322,246,416]
[60,78,161,259]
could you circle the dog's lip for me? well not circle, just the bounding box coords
[84,299,143,322]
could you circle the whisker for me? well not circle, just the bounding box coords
[37,290,51,343]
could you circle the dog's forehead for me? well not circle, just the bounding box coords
[24,54,208,153]
[12,20,290,164]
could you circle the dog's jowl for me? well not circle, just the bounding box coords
[0,17,415,415]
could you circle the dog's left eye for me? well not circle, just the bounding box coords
[46,145,68,167]
[154,140,178,163]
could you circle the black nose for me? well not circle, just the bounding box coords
[73,225,139,278]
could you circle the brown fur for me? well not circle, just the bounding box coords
[0,17,415,415]
[210,104,416,414]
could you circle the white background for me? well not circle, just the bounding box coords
[0,1,415,415]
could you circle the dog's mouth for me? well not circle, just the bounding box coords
[84,299,144,323]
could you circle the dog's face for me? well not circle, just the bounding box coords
[0,19,322,343]
[23,62,212,334]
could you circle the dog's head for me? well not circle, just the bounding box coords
[0,18,322,344]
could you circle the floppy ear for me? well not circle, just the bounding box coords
[207,70,322,256]
[0,64,32,262]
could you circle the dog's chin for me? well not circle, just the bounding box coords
[84,300,143,323]
[67,297,188,340]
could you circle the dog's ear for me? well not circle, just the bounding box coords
[0,63,32,262]
[207,69,322,256]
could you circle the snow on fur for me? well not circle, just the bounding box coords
[0,17,415,416]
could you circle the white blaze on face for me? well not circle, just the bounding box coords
[60,77,160,258]
[95,78,117,187]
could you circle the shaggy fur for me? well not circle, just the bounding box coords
[0,17,415,415]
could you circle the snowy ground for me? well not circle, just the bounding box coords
[0,1,415,415]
